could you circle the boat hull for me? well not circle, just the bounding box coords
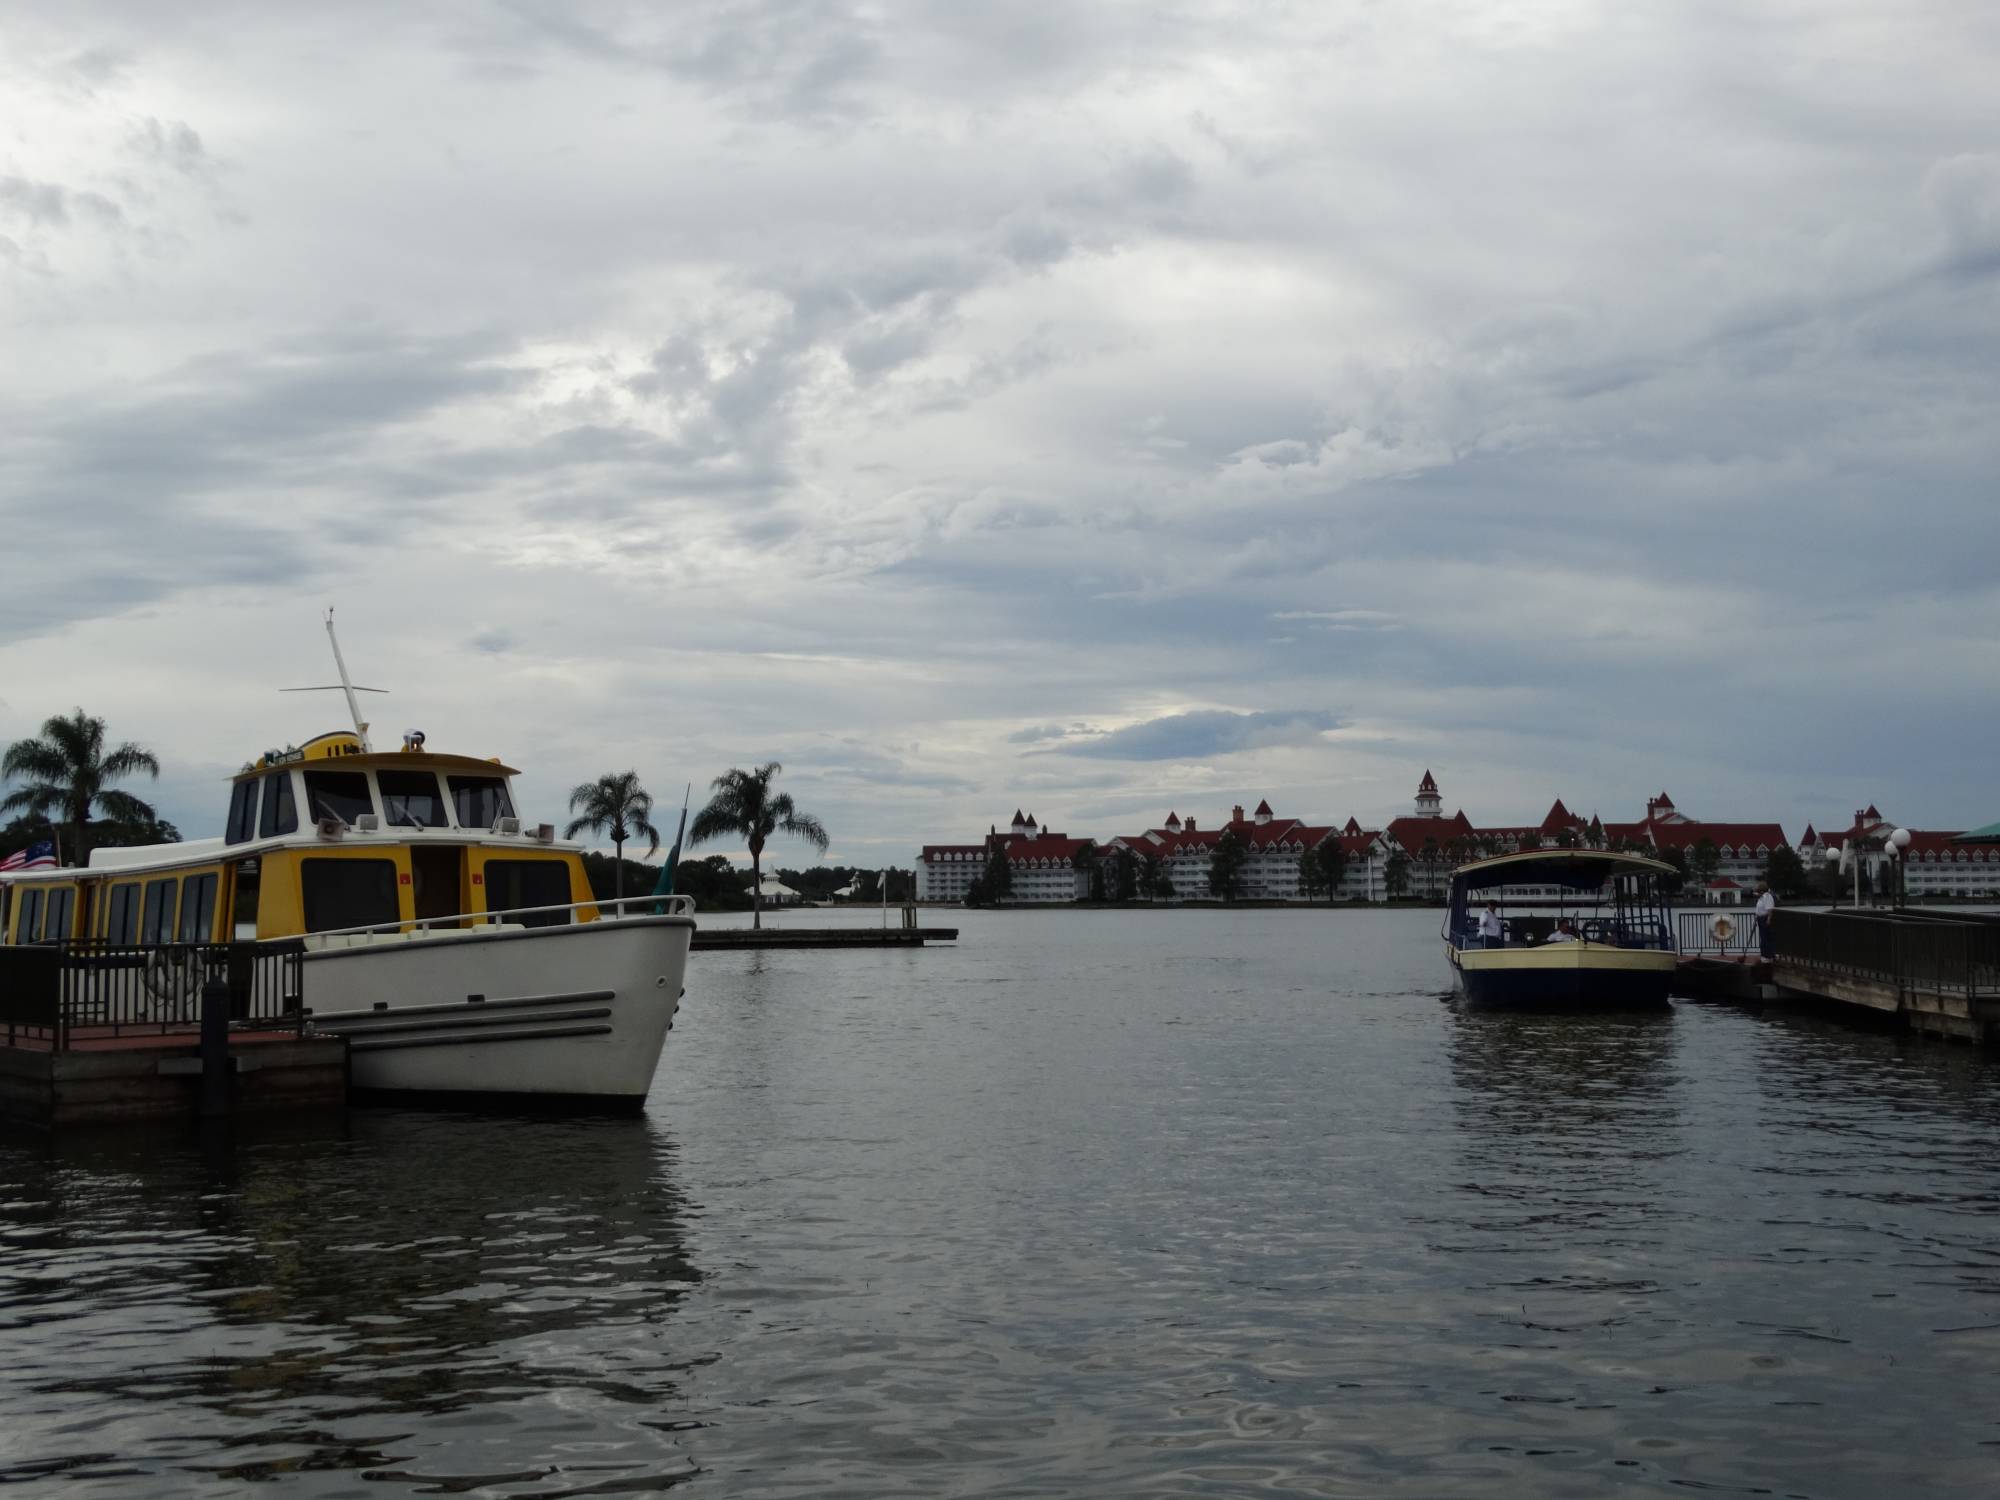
[1447,942,1674,1009]
[302,915,694,1105]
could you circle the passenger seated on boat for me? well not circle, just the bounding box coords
[1545,918,1578,943]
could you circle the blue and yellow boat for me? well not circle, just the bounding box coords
[1443,849,1678,1007]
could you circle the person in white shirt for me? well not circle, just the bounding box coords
[1545,918,1577,943]
[1754,881,1776,959]
[1477,902,1504,948]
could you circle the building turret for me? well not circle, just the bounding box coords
[1254,799,1274,825]
[1011,809,1027,835]
[1415,770,1442,819]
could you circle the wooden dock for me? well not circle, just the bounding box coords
[1768,909,2000,1043]
[692,926,958,951]
[2,939,345,1131]
[1,1029,345,1129]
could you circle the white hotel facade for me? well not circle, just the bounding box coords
[917,775,2000,906]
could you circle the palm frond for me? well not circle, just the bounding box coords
[93,788,158,824]
[0,786,59,817]
[780,811,830,853]
[1,739,65,782]
[100,744,161,781]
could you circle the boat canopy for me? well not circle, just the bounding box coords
[1448,848,1676,892]
[1954,820,2000,844]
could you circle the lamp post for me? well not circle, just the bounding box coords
[1888,827,1912,908]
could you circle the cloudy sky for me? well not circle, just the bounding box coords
[3,1,1997,864]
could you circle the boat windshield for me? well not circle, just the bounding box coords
[380,770,449,828]
[449,775,515,829]
[303,771,374,827]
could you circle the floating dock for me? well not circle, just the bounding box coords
[692,926,958,950]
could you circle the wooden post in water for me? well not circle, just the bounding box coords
[199,974,232,1118]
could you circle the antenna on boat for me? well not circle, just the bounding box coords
[281,607,387,750]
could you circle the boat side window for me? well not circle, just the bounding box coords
[226,779,261,844]
[230,860,261,941]
[380,770,449,828]
[15,887,42,945]
[259,771,299,838]
[482,859,572,929]
[178,873,218,943]
[300,858,400,934]
[105,882,140,944]
[141,877,179,946]
[303,771,374,827]
[41,886,73,943]
[449,775,515,829]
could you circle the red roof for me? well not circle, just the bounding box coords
[1417,770,1439,794]
[1003,835,1091,864]
[1254,799,1274,816]
[1539,798,1582,833]
[1645,821,1787,852]
[1343,816,1362,835]
[1387,811,1477,855]
[1901,830,1998,860]
[1706,877,1741,889]
[1799,823,1818,845]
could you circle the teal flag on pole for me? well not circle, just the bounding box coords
[652,785,691,905]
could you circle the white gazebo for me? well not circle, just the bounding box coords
[756,874,803,906]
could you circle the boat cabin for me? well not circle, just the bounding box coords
[1,731,599,948]
[1445,849,1677,952]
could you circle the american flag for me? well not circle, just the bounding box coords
[0,841,56,872]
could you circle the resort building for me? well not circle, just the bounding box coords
[1799,809,2000,899]
[916,810,1091,904]
[1382,774,1789,894]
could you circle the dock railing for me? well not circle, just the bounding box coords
[0,940,306,1050]
[1773,910,2000,1002]
[1677,910,1764,957]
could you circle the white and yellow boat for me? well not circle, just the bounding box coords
[1,625,694,1109]
[1443,849,1678,1007]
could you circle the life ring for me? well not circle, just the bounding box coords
[1710,915,1736,943]
[142,947,204,1021]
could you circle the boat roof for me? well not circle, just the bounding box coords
[230,750,520,782]
[1449,847,1676,891]
[1954,820,2000,843]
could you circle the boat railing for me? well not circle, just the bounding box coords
[0,939,307,1049]
[302,893,697,945]
[1449,914,1675,950]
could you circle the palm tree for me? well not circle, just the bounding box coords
[687,763,829,928]
[1,709,160,867]
[564,771,661,903]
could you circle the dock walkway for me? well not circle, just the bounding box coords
[1768,908,2000,1042]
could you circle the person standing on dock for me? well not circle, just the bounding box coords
[1754,880,1776,960]
[1478,902,1504,948]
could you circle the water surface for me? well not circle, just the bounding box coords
[4,909,1999,1496]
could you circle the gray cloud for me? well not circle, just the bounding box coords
[2,0,1998,852]
[1047,709,1340,761]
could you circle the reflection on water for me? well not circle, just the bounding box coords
[5,910,2000,1497]
[0,1112,700,1491]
